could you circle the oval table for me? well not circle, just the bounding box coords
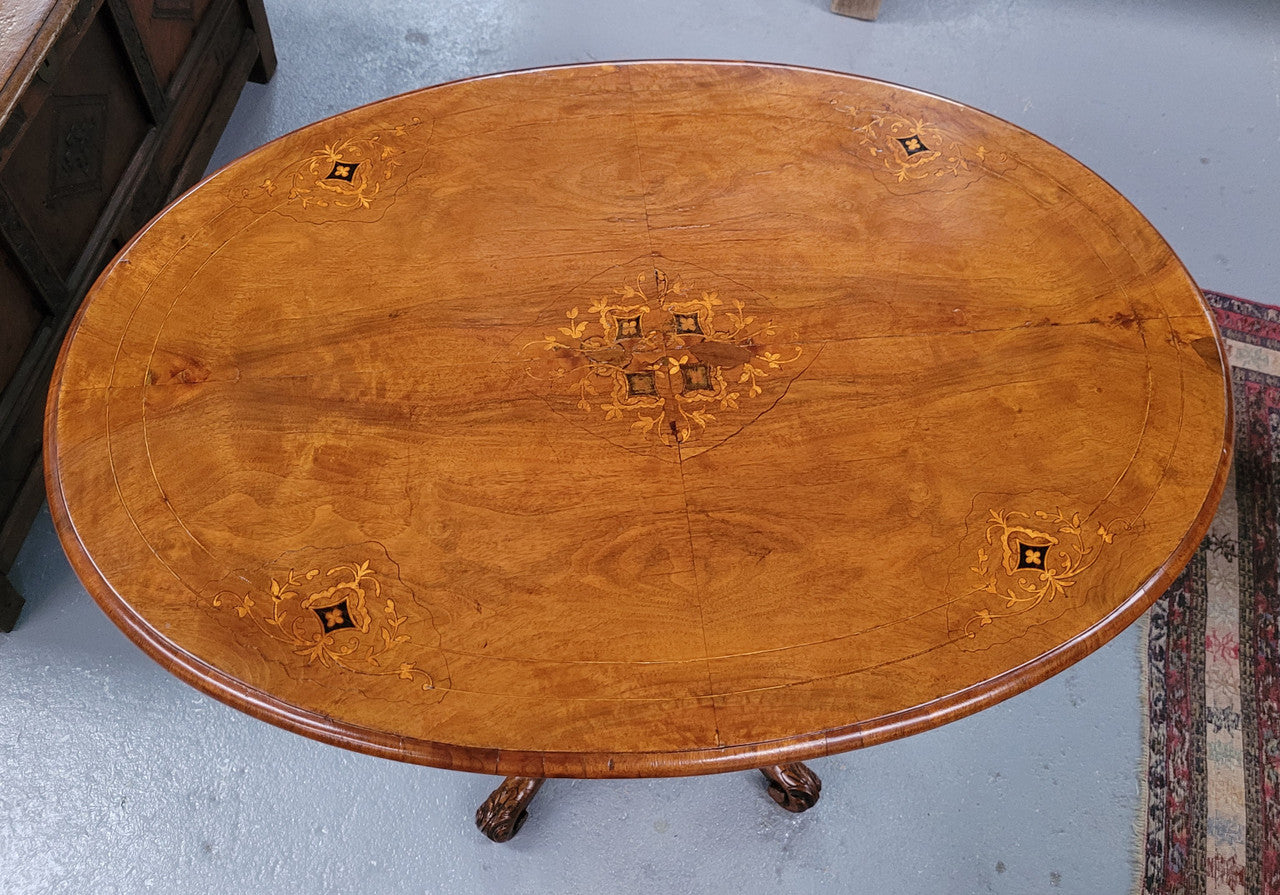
[45,61,1232,841]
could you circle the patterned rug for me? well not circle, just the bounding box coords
[1140,291,1280,895]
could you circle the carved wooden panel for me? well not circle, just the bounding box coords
[0,6,150,282]
[46,93,108,201]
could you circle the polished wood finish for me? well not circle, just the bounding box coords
[476,777,545,842]
[0,0,273,628]
[46,62,1231,779]
[761,763,823,813]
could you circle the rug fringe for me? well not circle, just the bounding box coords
[1132,608,1152,895]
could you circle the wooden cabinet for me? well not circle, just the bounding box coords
[0,0,274,630]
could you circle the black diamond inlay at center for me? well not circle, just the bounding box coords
[314,599,357,633]
[1015,541,1047,570]
[897,135,929,156]
[325,161,359,182]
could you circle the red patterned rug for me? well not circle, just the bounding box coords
[1140,291,1280,894]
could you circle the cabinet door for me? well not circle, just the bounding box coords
[0,6,151,287]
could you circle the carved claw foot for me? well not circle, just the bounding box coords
[475,776,545,842]
[760,762,822,813]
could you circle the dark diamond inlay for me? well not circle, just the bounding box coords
[625,371,658,397]
[616,316,643,340]
[680,363,713,393]
[325,161,359,182]
[313,599,357,633]
[897,135,929,156]
[1015,541,1047,570]
[673,313,703,335]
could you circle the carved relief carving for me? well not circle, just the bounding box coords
[475,777,546,842]
[47,95,108,203]
[760,762,822,813]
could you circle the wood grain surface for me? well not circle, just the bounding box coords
[45,61,1232,778]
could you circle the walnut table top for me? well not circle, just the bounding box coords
[46,61,1232,779]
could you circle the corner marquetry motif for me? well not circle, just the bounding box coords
[242,118,426,214]
[528,267,801,447]
[836,105,1011,187]
[963,508,1117,638]
[212,559,434,689]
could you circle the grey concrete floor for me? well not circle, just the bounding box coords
[4,1,1279,893]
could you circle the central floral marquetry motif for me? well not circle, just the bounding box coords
[527,267,802,448]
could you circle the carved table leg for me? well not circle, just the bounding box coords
[760,762,822,813]
[475,776,545,842]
